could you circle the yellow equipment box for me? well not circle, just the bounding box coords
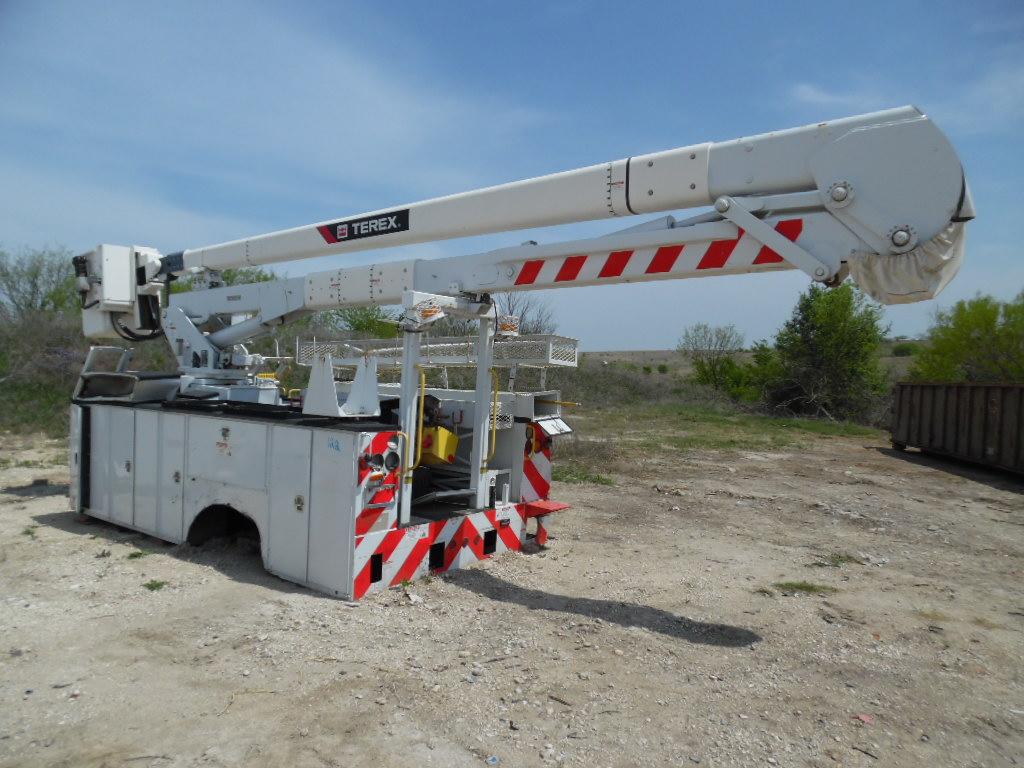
[420,426,459,465]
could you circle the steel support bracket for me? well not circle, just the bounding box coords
[715,196,835,281]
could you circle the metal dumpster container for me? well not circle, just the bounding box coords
[891,382,1024,475]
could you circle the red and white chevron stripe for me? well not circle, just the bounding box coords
[522,444,551,502]
[353,504,529,599]
[512,218,803,287]
[352,501,569,598]
[355,431,401,537]
[521,422,553,503]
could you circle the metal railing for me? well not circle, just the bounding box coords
[295,333,578,369]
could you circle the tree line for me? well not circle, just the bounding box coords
[677,283,1024,423]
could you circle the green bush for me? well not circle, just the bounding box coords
[756,283,888,421]
[910,292,1024,382]
[332,306,400,339]
[891,342,918,357]
[712,343,780,404]
[656,363,669,374]
[698,284,887,422]
[677,322,743,390]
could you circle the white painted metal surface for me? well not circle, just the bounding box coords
[156,413,186,541]
[307,429,358,596]
[68,405,81,512]
[72,405,356,596]
[132,409,161,533]
[88,406,135,525]
[267,426,312,583]
[171,107,953,272]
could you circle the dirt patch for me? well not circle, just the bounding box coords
[1,435,1022,767]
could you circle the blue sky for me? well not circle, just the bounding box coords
[1,1,1021,349]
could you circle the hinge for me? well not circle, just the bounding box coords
[714,196,834,281]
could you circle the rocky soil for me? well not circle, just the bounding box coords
[1,433,1022,767]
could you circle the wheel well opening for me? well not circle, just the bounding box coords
[187,505,261,547]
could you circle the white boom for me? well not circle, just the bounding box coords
[160,105,968,273]
[75,105,972,352]
[72,103,972,378]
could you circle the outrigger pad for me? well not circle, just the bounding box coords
[521,500,570,518]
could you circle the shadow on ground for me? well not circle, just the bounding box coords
[875,447,1024,495]
[2,480,70,497]
[30,509,306,595]
[447,568,761,647]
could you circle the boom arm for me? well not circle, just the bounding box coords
[76,105,973,362]
[159,105,969,275]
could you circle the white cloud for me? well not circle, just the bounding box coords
[789,57,1024,136]
[929,62,1024,135]
[0,159,260,255]
[789,83,886,113]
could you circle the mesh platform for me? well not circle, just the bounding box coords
[295,334,578,369]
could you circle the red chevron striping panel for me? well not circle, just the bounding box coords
[515,259,545,285]
[443,517,484,570]
[753,219,804,264]
[353,527,408,598]
[697,229,744,269]
[599,249,633,278]
[355,506,385,536]
[555,255,588,282]
[645,244,685,274]
[484,509,522,551]
[389,536,432,586]
[523,455,550,499]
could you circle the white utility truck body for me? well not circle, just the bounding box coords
[69,106,972,598]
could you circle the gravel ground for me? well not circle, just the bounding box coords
[1,433,1022,767]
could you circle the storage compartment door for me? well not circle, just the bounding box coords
[133,410,159,533]
[308,430,358,597]
[69,405,82,512]
[87,406,111,519]
[267,426,312,583]
[108,407,135,526]
[156,413,186,542]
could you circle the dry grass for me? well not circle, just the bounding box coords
[551,400,882,485]
[773,581,838,595]
[916,609,951,622]
[550,439,618,485]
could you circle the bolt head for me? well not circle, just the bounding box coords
[714,198,730,213]
[647,189,654,196]
[891,229,911,247]
[830,185,849,202]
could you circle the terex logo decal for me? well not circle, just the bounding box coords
[317,209,410,245]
